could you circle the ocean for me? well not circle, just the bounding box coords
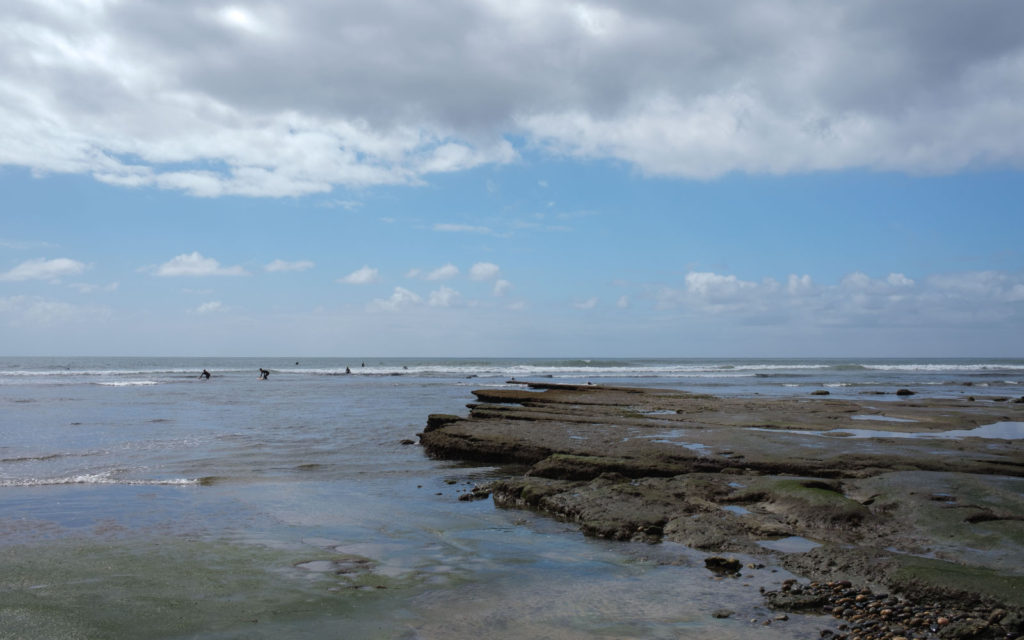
[1,357,1022,639]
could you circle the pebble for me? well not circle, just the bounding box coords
[762,579,1021,640]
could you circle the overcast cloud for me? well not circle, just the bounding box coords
[3,1,1023,197]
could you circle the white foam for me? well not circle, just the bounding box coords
[0,368,213,377]
[0,474,199,488]
[96,381,159,387]
[863,363,1024,372]
[300,363,833,379]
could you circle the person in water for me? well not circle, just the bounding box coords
[259,368,270,380]
[200,369,211,379]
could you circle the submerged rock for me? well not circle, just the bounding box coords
[704,556,742,575]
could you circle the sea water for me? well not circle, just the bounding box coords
[1,357,1021,638]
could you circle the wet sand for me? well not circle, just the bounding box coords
[420,383,1024,639]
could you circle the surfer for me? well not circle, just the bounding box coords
[345,366,351,374]
[200,369,211,380]
[259,368,270,380]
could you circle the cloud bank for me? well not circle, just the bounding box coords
[652,269,1024,330]
[3,1,1022,197]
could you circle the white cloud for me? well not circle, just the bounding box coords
[887,273,914,287]
[493,279,512,297]
[0,258,87,282]
[574,297,599,310]
[787,274,814,295]
[433,224,493,234]
[0,295,110,326]
[426,264,459,281]
[0,238,57,250]
[155,252,248,277]
[685,272,757,299]
[470,262,501,281]
[266,259,314,272]
[841,272,872,290]
[428,286,461,307]
[616,295,629,308]
[2,2,1021,197]
[70,282,119,294]
[370,286,421,311]
[215,5,271,36]
[317,199,362,210]
[647,269,1024,332]
[339,265,379,284]
[195,301,224,314]
[928,270,1024,302]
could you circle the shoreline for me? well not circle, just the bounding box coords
[419,383,1024,639]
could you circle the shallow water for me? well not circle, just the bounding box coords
[1,356,1022,638]
[850,414,918,423]
[753,421,1024,441]
[756,536,823,554]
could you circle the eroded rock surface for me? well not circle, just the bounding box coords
[419,383,1024,625]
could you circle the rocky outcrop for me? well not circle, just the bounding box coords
[419,383,1024,625]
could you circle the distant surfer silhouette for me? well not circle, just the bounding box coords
[200,369,211,380]
[345,366,351,374]
[259,368,270,380]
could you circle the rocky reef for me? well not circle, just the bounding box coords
[419,383,1024,639]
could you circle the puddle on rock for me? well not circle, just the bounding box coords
[750,421,1024,440]
[640,430,712,454]
[756,536,822,553]
[850,414,917,423]
[721,505,751,516]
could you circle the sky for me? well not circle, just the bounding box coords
[1,0,1023,358]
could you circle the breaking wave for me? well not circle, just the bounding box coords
[0,473,200,488]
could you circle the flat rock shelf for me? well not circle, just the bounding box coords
[419,383,1024,640]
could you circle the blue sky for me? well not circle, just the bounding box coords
[1,1,1022,357]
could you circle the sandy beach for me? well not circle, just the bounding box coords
[420,383,1024,639]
